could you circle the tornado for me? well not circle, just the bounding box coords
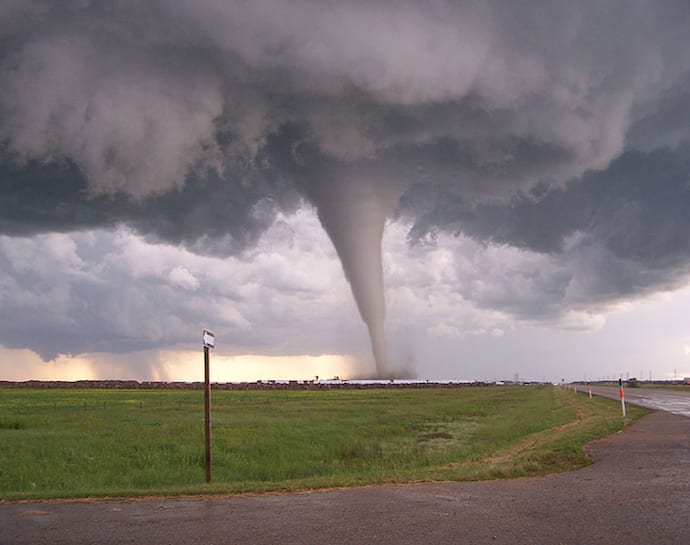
[308,174,403,377]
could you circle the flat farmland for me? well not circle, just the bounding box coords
[0,385,646,500]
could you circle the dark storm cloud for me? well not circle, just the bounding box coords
[2,1,690,363]
[0,150,301,256]
[402,146,690,261]
[399,145,690,316]
[4,1,688,201]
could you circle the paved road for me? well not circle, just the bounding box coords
[2,409,689,545]
[583,385,690,417]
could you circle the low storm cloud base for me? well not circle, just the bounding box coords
[1,1,690,378]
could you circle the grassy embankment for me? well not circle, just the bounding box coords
[0,385,646,500]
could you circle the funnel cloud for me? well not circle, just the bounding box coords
[307,172,406,376]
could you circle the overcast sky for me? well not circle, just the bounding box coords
[2,1,690,382]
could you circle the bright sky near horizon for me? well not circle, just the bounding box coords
[2,1,690,383]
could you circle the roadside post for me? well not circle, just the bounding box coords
[619,378,626,417]
[203,329,215,483]
[588,384,592,400]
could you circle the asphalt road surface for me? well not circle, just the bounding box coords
[584,385,690,417]
[2,398,689,545]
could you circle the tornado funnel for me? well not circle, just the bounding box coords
[310,176,403,377]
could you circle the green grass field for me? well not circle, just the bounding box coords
[0,385,646,500]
